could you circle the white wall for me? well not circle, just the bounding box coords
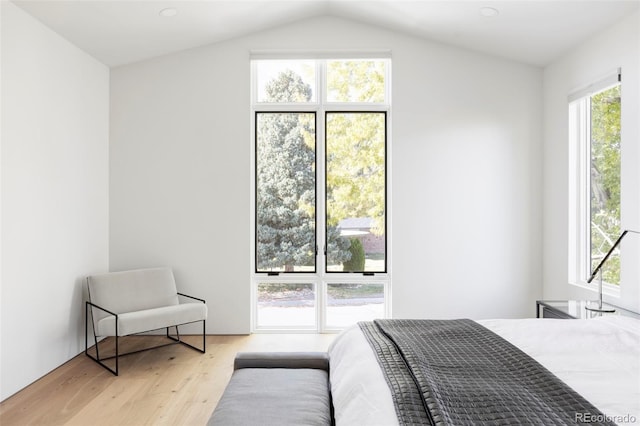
[109,41,251,333]
[542,11,640,312]
[0,1,109,401]
[110,15,542,332]
[391,29,542,319]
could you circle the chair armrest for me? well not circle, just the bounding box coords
[177,292,206,304]
[86,301,118,317]
[234,352,329,371]
[86,301,119,336]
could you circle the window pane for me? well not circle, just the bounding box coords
[256,60,316,103]
[256,112,316,272]
[326,60,386,103]
[326,112,386,272]
[326,283,384,328]
[590,85,621,285]
[257,283,315,328]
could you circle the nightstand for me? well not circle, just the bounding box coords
[536,300,640,319]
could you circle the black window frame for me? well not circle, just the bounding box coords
[324,110,388,274]
[254,110,318,274]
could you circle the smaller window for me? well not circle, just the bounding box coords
[568,71,621,286]
[256,282,316,329]
[325,283,385,329]
[255,60,316,103]
[326,59,387,103]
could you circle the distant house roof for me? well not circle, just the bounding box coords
[338,217,373,229]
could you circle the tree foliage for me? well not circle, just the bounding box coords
[327,60,385,103]
[590,85,621,284]
[326,112,385,234]
[343,238,365,272]
[326,226,352,266]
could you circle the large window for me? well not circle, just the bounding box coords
[252,57,390,331]
[569,71,621,287]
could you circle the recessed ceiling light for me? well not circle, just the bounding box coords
[479,7,499,17]
[159,8,178,17]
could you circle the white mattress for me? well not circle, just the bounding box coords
[328,316,640,426]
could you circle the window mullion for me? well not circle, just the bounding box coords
[317,108,327,277]
[317,61,327,278]
[584,98,592,281]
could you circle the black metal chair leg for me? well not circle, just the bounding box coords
[85,306,204,375]
[167,321,206,354]
[85,301,119,376]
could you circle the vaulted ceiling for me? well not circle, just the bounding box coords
[12,0,640,68]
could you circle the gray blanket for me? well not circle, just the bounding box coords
[359,319,616,426]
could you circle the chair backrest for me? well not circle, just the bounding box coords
[87,267,180,316]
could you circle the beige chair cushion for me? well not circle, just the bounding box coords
[95,303,208,336]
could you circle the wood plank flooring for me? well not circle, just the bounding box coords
[0,333,336,426]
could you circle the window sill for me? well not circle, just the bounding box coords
[569,280,621,298]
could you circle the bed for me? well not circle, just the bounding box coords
[328,316,640,425]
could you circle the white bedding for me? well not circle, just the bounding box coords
[328,316,640,426]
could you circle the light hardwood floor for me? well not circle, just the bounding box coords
[0,333,336,426]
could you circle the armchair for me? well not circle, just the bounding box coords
[85,267,207,375]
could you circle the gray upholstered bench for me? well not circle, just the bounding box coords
[209,352,333,426]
